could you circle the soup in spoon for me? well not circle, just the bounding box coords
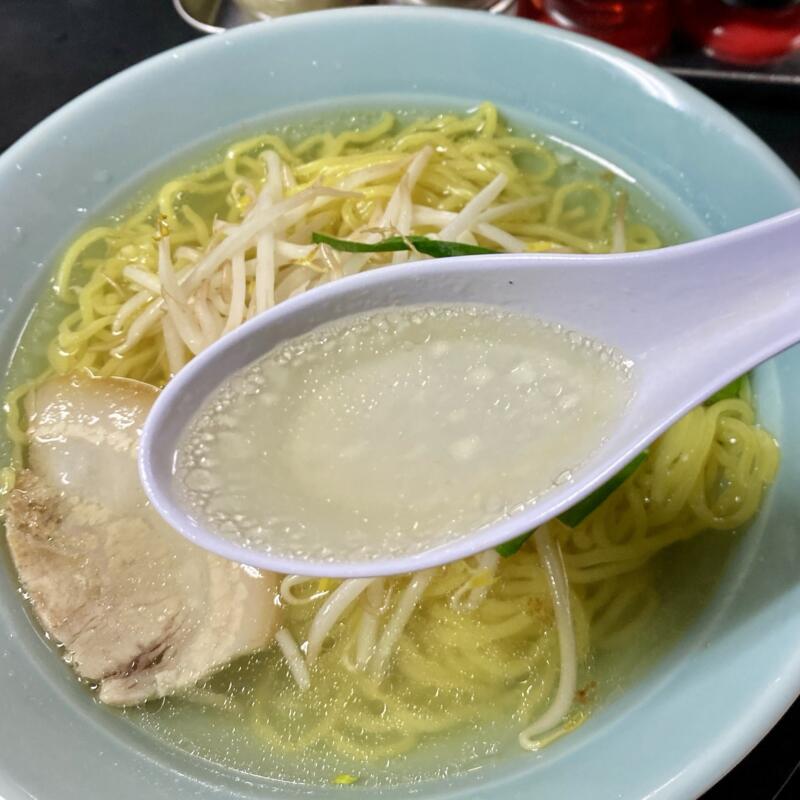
[175,303,633,562]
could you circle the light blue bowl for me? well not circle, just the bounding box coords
[1,8,799,800]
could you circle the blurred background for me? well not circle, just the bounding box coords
[1,1,798,797]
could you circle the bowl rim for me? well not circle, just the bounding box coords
[2,9,797,202]
[1,8,799,800]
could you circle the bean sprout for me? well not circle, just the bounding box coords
[518,527,577,749]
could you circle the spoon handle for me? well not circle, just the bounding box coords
[629,208,800,407]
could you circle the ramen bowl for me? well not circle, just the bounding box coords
[0,8,799,800]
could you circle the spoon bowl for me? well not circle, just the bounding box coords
[139,208,800,577]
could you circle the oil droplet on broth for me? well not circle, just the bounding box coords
[175,304,633,562]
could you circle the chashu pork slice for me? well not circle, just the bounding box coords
[4,374,279,706]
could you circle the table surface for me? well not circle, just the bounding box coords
[1,2,799,798]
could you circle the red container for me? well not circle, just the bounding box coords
[518,0,673,60]
[677,0,800,65]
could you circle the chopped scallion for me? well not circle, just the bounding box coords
[705,375,745,405]
[312,232,500,259]
[496,451,648,557]
[558,451,648,529]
